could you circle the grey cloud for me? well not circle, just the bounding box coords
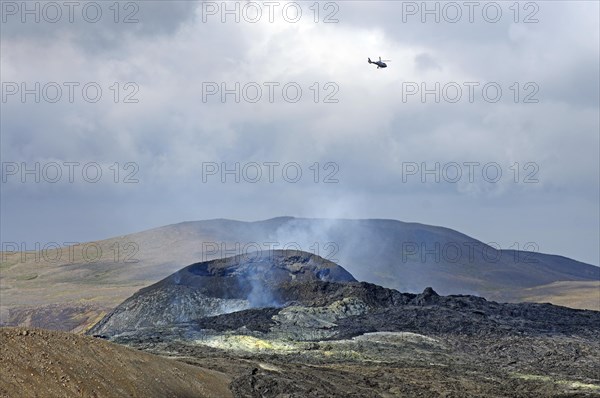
[414,53,441,71]
[1,1,598,265]
[0,1,197,52]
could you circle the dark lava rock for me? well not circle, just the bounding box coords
[89,251,600,345]
[413,286,440,305]
[196,308,281,333]
[82,249,600,398]
[163,249,356,301]
[88,250,356,337]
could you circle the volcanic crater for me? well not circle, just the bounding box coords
[85,250,600,397]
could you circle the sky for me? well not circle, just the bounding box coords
[1,0,599,265]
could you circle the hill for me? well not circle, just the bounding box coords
[0,327,232,398]
[89,250,355,337]
[85,251,600,397]
[2,217,598,333]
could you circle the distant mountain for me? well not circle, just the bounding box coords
[2,217,598,332]
[102,217,597,300]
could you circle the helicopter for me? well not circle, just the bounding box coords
[368,56,390,69]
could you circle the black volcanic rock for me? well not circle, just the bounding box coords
[88,250,356,337]
[167,249,356,293]
[83,247,600,398]
[412,287,441,305]
[89,250,600,347]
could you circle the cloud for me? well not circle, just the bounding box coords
[1,1,598,265]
